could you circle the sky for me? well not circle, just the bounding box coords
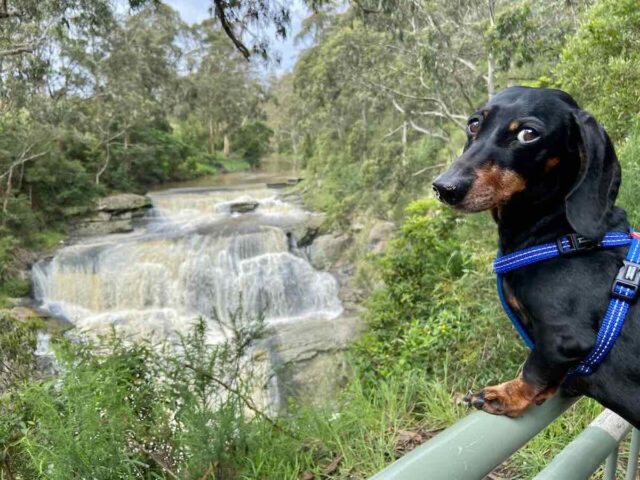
[162,0,311,75]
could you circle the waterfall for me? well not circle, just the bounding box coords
[32,183,343,342]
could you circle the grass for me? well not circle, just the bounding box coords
[219,157,251,173]
[239,367,606,479]
[28,229,66,250]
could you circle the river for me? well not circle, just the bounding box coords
[31,172,359,407]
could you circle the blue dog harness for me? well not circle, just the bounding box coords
[494,230,640,375]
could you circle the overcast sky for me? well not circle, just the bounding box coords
[162,0,311,75]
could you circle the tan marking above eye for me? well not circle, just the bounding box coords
[508,120,520,132]
[481,109,489,119]
[545,157,560,172]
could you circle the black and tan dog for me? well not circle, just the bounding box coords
[432,86,640,427]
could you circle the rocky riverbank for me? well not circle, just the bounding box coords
[15,176,397,411]
[70,193,152,237]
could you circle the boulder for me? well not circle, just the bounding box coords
[368,220,395,254]
[251,313,363,411]
[97,193,152,212]
[309,233,351,270]
[72,194,152,237]
[229,201,259,214]
[289,213,326,247]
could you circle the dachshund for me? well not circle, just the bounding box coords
[432,86,640,427]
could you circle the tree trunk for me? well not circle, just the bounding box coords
[401,121,408,166]
[487,0,496,98]
[2,164,13,225]
[361,100,368,161]
[208,117,214,154]
[487,53,495,98]
[96,142,110,186]
[17,160,24,190]
[290,131,298,173]
[124,129,131,174]
[223,134,230,156]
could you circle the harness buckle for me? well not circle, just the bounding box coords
[557,234,598,256]
[611,260,640,302]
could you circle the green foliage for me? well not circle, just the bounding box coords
[0,234,19,283]
[0,2,271,299]
[0,276,30,298]
[0,313,39,478]
[617,125,640,224]
[232,121,273,169]
[27,155,97,219]
[556,0,640,141]
[356,199,523,384]
[3,312,266,479]
[0,312,38,395]
[555,0,640,226]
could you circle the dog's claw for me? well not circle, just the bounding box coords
[462,391,485,409]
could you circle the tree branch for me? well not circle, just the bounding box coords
[0,45,34,57]
[408,121,448,141]
[351,0,381,14]
[412,163,446,177]
[213,0,251,61]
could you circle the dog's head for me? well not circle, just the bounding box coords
[432,86,621,239]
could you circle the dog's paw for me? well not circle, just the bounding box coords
[462,389,525,417]
[462,378,548,418]
[462,390,488,410]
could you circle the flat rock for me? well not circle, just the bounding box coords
[72,194,152,237]
[73,219,134,236]
[229,201,259,214]
[97,193,152,212]
[11,306,50,321]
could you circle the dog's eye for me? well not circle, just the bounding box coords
[517,128,540,144]
[467,119,480,135]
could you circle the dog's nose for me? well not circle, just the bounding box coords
[432,179,463,205]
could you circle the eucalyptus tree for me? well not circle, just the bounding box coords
[179,20,264,156]
[347,0,592,142]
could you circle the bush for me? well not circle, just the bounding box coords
[232,121,273,169]
[556,0,640,141]
[2,312,267,480]
[355,198,524,385]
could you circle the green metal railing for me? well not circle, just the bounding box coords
[370,394,640,480]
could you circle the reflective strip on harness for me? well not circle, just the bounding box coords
[493,230,637,376]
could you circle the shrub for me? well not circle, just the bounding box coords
[355,198,524,386]
[232,121,273,169]
[2,311,267,480]
[556,0,640,142]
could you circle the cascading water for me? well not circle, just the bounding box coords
[32,177,344,345]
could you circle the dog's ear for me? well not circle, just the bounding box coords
[565,110,621,239]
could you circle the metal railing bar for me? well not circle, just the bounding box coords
[605,448,619,480]
[625,429,640,480]
[534,409,631,480]
[369,394,577,480]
